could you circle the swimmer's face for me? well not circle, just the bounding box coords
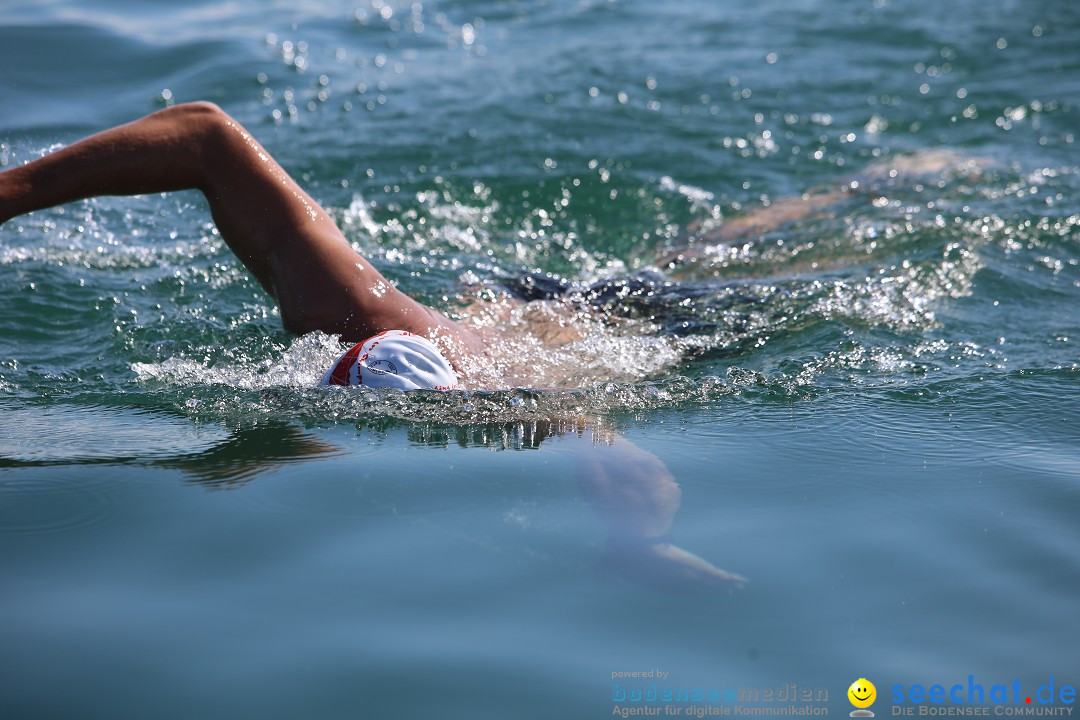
[848,679,876,708]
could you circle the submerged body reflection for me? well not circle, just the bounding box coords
[162,420,746,592]
[408,419,747,592]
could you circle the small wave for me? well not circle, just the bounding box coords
[0,404,228,462]
[0,474,116,537]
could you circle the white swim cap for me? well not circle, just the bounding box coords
[320,330,460,391]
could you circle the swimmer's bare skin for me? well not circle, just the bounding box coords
[0,102,483,371]
[654,148,990,275]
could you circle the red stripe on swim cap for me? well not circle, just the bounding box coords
[328,342,365,385]
[328,332,394,386]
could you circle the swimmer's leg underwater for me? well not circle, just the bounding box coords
[0,102,480,365]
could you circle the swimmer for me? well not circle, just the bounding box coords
[0,104,750,590]
[16,103,984,590]
[2,103,989,590]
[0,103,983,389]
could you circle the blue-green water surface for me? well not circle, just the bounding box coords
[1,1,1078,718]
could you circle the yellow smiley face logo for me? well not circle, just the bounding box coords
[848,679,877,708]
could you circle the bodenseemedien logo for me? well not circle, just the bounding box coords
[849,678,877,717]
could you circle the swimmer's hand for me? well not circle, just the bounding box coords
[567,433,746,592]
[574,436,681,540]
[599,540,748,593]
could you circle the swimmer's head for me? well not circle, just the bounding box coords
[320,330,459,391]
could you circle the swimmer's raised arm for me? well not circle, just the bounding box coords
[0,102,482,369]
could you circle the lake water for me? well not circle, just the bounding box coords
[1,0,1078,718]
